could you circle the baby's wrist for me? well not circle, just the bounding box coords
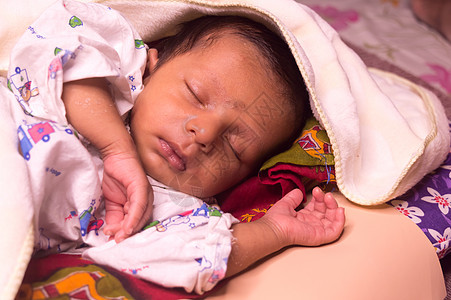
[254,217,290,249]
[227,218,288,277]
[99,134,138,160]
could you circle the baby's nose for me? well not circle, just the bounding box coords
[185,115,227,152]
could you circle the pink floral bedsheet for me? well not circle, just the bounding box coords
[298,0,451,95]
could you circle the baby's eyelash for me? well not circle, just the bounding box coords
[223,131,241,160]
[185,81,203,105]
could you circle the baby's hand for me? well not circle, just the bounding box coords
[261,187,345,247]
[102,152,153,243]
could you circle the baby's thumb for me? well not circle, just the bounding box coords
[124,185,154,234]
[279,189,304,210]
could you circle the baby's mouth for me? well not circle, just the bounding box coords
[159,139,186,171]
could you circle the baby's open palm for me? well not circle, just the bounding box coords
[263,188,345,247]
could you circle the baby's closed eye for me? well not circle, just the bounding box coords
[223,122,257,159]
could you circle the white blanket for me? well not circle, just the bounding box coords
[0,0,449,298]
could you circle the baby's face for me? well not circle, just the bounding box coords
[131,35,295,198]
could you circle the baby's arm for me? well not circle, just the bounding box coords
[226,188,345,277]
[62,78,153,242]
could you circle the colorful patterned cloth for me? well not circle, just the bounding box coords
[388,126,451,258]
[17,119,451,300]
[220,118,451,259]
[17,254,211,300]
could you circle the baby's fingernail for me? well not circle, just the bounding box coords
[104,230,112,236]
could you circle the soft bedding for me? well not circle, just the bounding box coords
[300,0,451,99]
[300,0,451,259]
[1,0,450,299]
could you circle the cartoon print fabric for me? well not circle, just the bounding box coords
[6,0,237,294]
[83,182,237,294]
[7,0,146,124]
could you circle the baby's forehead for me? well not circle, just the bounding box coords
[197,34,279,80]
[191,35,294,115]
[192,30,264,58]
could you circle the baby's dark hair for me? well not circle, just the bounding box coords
[151,15,310,143]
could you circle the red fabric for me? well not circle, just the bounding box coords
[217,175,290,222]
[218,163,335,222]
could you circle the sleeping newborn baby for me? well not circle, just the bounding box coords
[7,0,344,294]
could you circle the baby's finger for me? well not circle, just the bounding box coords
[133,198,154,231]
[337,207,346,225]
[103,222,121,236]
[114,229,127,243]
[311,186,325,203]
[322,193,343,223]
[324,192,339,209]
[123,201,130,214]
[307,187,327,213]
[333,207,346,234]
[323,207,346,242]
[123,185,153,235]
[104,205,125,227]
[103,174,127,203]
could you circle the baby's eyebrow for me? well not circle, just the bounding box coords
[205,70,249,111]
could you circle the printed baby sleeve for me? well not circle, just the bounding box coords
[82,200,238,294]
[16,119,109,255]
[7,0,147,124]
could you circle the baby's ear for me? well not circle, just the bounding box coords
[147,48,159,74]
